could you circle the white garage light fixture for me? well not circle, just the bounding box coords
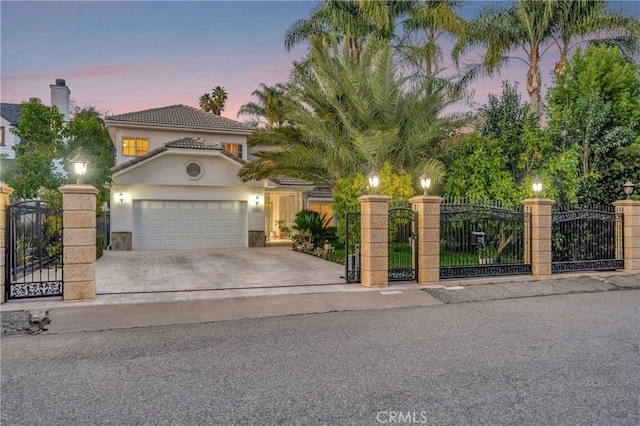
[255,195,260,207]
[118,192,125,204]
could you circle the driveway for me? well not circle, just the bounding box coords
[97,247,345,294]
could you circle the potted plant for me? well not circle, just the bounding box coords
[478,245,497,265]
[274,220,285,239]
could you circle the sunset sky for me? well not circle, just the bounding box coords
[2,1,637,120]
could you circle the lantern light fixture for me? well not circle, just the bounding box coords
[420,172,431,195]
[71,152,89,184]
[532,176,543,197]
[368,170,380,194]
[623,180,634,199]
[118,192,125,204]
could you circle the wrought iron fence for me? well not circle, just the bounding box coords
[344,212,361,283]
[552,204,623,273]
[440,198,531,279]
[5,201,63,299]
[97,211,110,249]
[388,208,417,281]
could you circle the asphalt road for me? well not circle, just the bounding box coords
[2,290,639,425]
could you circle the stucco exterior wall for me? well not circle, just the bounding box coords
[109,125,249,165]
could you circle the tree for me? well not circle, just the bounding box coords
[453,0,639,116]
[237,83,288,128]
[6,98,65,198]
[547,45,640,204]
[199,86,228,115]
[238,37,464,187]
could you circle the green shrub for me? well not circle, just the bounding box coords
[96,235,105,259]
[292,209,333,247]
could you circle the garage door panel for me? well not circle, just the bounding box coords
[132,200,247,250]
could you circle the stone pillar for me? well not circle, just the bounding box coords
[359,195,390,287]
[0,183,15,304]
[59,184,99,300]
[521,198,554,276]
[612,200,640,271]
[410,195,443,284]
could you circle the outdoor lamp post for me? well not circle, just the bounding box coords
[623,180,634,199]
[71,152,89,184]
[532,176,543,197]
[420,172,431,195]
[368,170,380,194]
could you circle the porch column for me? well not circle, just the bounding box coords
[410,195,443,284]
[0,183,15,304]
[59,184,99,300]
[612,200,640,271]
[359,195,390,287]
[521,198,554,276]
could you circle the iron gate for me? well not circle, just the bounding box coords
[388,208,417,281]
[5,201,63,299]
[440,199,531,279]
[552,205,624,273]
[344,212,361,283]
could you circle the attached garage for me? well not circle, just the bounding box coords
[132,200,247,250]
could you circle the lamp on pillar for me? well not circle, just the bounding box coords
[368,170,380,194]
[71,152,89,185]
[532,176,543,197]
[623,180,634,199]
[420,172,431,195]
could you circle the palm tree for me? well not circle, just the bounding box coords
[284,0,407,63]
[399,0,465,79]
[238,37,465,187]
[237,83,288,128]
[199,86,228,115]
[453,0,639,116]
[211,86,228,115]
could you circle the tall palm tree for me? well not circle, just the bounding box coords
[399,0,465,79]
[453,0,639,116]
[211,86,228,116]
[199,86,228,115]
[237,83,288,128]
[239,37,464,187]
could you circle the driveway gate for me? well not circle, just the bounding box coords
[552,205,624,273]
[440,199,531,279]
[5,201,63,299]
[344,212,361,283]
[388,208,417,281]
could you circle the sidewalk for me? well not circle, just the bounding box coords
[1,271,638,335]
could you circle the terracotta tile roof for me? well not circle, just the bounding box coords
[1,103,22,126]
[112,137,245,173]
[308,187,333,198]
[271,177,315,186]
[106,104,254,132]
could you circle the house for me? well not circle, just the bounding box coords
[105,104,332,250]
[0,103,22,162]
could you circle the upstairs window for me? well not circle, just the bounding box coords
[122,138,149,156]
[223,143,243,159]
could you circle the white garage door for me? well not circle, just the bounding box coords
[133,200,247,250]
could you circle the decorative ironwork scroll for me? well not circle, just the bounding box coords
[388,208,417,282]
[344,212,361,283]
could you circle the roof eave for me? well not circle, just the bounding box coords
[103,120,254,135]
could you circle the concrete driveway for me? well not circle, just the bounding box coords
[97,247,345,294]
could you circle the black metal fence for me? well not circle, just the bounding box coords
[440,198,531,279]
[344,212,361,283]
[97,211,110,249]
[5,201,63,299]
[388,208,417,281]
[552,205,624,273]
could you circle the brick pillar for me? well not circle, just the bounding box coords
[521,198,554,276]
[0,183,15,304]
[359,195,390,287]
[410,195,443,284]
[59,184,99,300]
[613,200,640,271]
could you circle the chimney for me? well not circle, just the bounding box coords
[50,78,70,122]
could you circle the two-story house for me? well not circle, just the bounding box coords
[105,104,326,250]
[0,103,22,163]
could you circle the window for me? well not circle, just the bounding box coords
[1,126,5,146]
[309,202,333,220]
[223,143,243,159]
[122,138,149,156]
